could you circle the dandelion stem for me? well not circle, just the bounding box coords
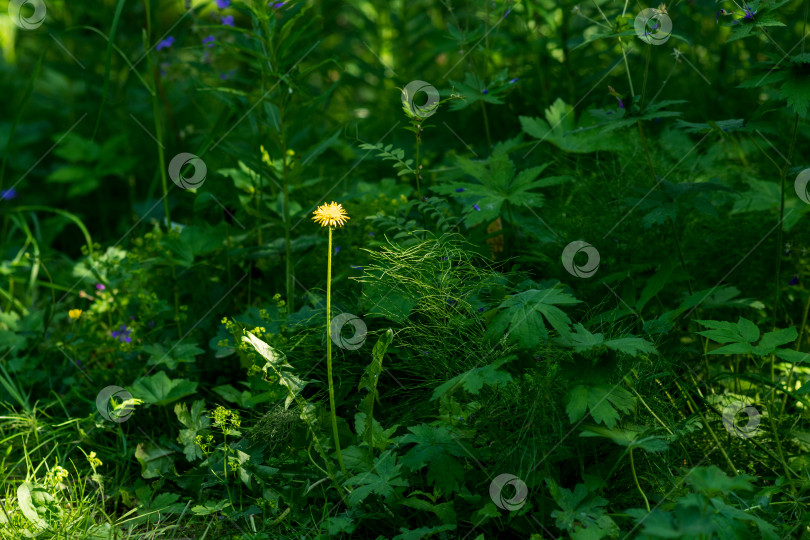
[326,226,346,475]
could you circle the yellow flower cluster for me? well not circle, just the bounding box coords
[69,309,82,320]
[87,451,103,469]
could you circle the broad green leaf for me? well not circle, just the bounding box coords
[431,358,513,400]
[566,384,635,429]
[397,424,467,493]
[128,372,198,406]
[175,400,210,461]
[487,288,580,349]
[344,451,409,505]
[134,442,175,479]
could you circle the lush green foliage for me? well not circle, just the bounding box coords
[2,0,810,538]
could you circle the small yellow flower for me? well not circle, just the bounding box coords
[312,201,350,228]
[260,145,272,166]
[69,309,82,320]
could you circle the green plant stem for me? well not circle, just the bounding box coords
[781,291,810,415]
[773,114,799,332]
[326,226,346,475]
[629,448,650,512]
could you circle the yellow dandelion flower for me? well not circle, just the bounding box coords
[312,202,350,228]
[69,309,82,320]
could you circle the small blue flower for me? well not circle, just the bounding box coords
[334,245,341,255]
[473,203,481,211]
[1,188,18,200]
[111,325,132,344]
[271,1,286,7]
[203,35,216,47]
[509,77,518,84]
[216,0,230,8]
[368,232,374,236]
[221,15,234,26]
[351,265,364,270]
[478,307,484,313]
[442,256,449,261]
[789,275,799,286]
[482,88,488,94]
[455,187,466,192]
[156,36,175,51]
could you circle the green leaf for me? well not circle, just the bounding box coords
[344,451,409,505]
[487,288,580,349]
[756,327,798,355]
[519,99,626,153]
[128,372,198,406]
[398,424,467,493]
[243,332,308,409]
[684,466,755,495]
[175,400,210,461]
[431,357,513,400]
[134,442,175,479]
[17,482,56,529]
[566,384,635,429]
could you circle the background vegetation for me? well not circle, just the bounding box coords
[1,0,810,538]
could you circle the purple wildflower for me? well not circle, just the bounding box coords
[482,88,488,94]
[456,187,466,192]
[509,77,518,84]
[334,245,341,255]
[351,266,364,270]
[221,15,234,26]
[216,0,230,8]
[272,1,286,7]
[504,8,511,18]
[422,196,426,202]
[368,232,374,236]
[1,188,18,200]
[478,307,484,313]
[203,35,216,47]
[616,97,624,108]
[96,283,105,290]
[789,275,799,286]
[111,325,132,344]
[442,256,449,261]
[156,36,175,51]
[473,203,481,211]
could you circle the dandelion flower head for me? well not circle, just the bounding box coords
[312,201,349,228]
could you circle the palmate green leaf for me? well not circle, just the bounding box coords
[344,450,409,505]
[546,478,618,538]
[431,357,513,401]
[128,372,198,406]
[519,98,626,153]
[397,424,467,493]
[684,466,755,495]
[487,288,580,349]
[565,384,635,429]
[175,400,210,461]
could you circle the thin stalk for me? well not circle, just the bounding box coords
[326,227,346,475]
[773,114,799,331]
[629,448,651,512]
[781,290,810,415]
